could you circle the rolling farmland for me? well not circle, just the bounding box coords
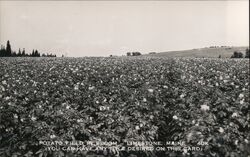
[147,47,248,58]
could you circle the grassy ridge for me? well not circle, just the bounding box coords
[147,47,248,58]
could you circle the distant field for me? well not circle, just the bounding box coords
[0,57,249,157]
[146,47,249,58]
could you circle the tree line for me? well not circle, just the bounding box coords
[0,41,56,57]
[126,52,142,56]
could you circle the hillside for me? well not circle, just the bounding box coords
[146,46,248,58]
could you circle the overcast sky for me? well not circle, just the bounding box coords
[0,1,249,57]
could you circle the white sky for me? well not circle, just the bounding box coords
[0,1,249,57]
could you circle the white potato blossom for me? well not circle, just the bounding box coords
[103,98,107,102]
[232,112,238,118]
[150,115,154,119]
[14,114,18,119]
[74,85,79,90]
[147,89,154,93]
[173,115,178,120]
[31,116,37,121]
[200,104,210,111]
[223,80,228,83]
[229,122,234,126]
[240,99,244,105]
[50,134,56,139]
[0,86,5,91]
[77,119,84,123]
[135,126,140,130]
[5,96,11,100]
[2,80,7,85]
[239,93,244,98]
[219,127,224,133]
[234,140,238,145]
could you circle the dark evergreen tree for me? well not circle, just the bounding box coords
[0,45,6,57]
[17,48,22,57]
[22,48,26,56]
[12,51,17,57]
[31,50,35,57]
[34,50,39,57]
[6,40,12,57]
[245,48,249,58]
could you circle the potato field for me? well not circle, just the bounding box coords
[0,57,249,157]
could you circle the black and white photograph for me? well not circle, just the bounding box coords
[0,0,249,156]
